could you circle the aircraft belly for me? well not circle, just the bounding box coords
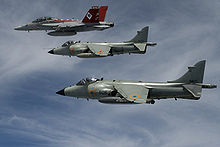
[111,46,138,54]
[149,87,192,99]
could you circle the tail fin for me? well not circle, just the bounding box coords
[82,6,99,23]
[99,6,108,22]
[168,60,206,83]
[82,6,108,23]
[127,26,149,43]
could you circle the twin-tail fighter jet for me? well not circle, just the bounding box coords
[14,6,113,36]
[48,26,157,58]
[56,60,217,104]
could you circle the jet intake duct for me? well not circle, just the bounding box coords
[98,97,132,104]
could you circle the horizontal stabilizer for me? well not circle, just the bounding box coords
[183,84,202,98]
[134,43,147,52]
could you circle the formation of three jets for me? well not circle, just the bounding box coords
[15,6,216,104]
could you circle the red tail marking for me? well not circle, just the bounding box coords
[99,6,108,22]
[82,6,99,23]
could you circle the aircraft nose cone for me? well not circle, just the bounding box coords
[56,89,65,96]
[14,26,22,30]
[48,49,54,54]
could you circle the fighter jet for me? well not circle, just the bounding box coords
[48,26,156,58]
[14,6,113,36]
[56,60,216,104]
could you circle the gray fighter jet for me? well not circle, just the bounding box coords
[14,6,113,36]
[48,26,156,57]
[56,60,217,104]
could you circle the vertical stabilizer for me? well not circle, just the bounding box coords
[82,6,99,23]
[127,26,149,43]
[99,6,108,22]
[168,60,206,83]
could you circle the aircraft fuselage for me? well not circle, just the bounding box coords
[57,79,215,104]
[14,21,113,36]
[50,42,149,58]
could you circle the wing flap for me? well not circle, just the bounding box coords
[87,44,111,56]
[114,84,149,103]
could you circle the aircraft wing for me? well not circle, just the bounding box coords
[87,44,111,56]
[114,84,149,103]
[93,25,111,28]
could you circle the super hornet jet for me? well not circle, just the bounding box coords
[14,6,113,36]
[48,26,156,58]
[56,60,216,104]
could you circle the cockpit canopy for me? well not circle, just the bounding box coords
[61,41,74,47]
[76,77,100,85]
[32,17,55,23]
[61,41,80,47]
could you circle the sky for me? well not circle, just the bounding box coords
[0,0,220,146]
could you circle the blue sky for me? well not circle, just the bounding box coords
[0,0,220,146]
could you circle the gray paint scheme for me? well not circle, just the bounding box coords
[56,60,217,104]
[48,26,156,58]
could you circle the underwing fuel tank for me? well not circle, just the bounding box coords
[47,31,77,36]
